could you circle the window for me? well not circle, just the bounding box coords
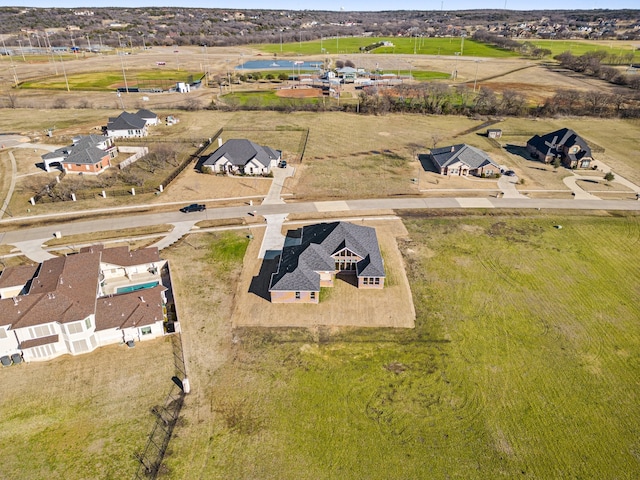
[374,278,380,285]
[72,339,88,353]
[295,292,301,299]
[0,328,7,339]
[85,317,92,330]
[141,326,152,335]
[66,322,83,334]
[310,292,316,300]
[31,324,53,338]
[363,278,369,285]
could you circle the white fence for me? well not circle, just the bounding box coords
[118,146,149,169]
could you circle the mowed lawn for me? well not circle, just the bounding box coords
[20,69,200,91]
[163,213,640,479]
[259,37,518,57]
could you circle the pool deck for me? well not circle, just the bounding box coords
[101,272,162,296]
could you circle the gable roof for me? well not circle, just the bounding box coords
[0,264,38,289]
[41,135,112,166]
[135,109,157,120]
[527,128,592,158]
[107,111,147,131]
[270,222,385,292]
[0,246,162,329]
[95,285,166,331]
[0,250,101,328]
[203,139,281,168]
[430,144,499,170]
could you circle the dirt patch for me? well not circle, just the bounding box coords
[232,218,415,328]
[276,87,323,98]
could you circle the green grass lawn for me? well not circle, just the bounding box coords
[165,212,640,479]
[222,90,320,108]
[20,69,200,91]
[259,37,518,58]
[517,39,640,61]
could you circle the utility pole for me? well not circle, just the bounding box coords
[86,34,91,51]
[118,49,129,94]
[17,40,26,61]
[59,53,70,92]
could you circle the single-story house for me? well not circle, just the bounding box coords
[41,135,117,174]
[202,139,281,175]
[429,144,500,177]
[269,221,385,304]
[0,245,172,364]
[136,109,160,126]
[105,111,150,138]
[526,128,593,169]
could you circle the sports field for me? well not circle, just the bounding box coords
[259,37,519,57]
[20,69,200,91]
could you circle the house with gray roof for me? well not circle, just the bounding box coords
[105,111,149,138]
[269,221,385,304]
[41,135,117,175]
[202,139,281,175]
[0,245,173,364]
[429,144,500,177]
[526,128,593,169]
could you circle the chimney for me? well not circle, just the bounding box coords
[139,296,145,303]
[13,297,18,306]
[451,146,455,152]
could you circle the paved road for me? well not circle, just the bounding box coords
[2,197,640,255]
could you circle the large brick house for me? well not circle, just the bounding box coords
[269,222,385,304]
[527,128,593,169]
[202,139,281,176]
[429,144,500,177]
[41,135,117,175]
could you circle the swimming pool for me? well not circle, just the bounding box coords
[116,281,159,294]
[237,60,324,71]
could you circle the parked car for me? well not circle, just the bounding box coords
[504,170,516,176]
[278,160,287,168]
[180,203,206,213]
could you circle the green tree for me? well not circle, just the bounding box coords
[604,171,615,182]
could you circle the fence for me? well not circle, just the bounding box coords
[33,138,215,204]
[118,146,149,169]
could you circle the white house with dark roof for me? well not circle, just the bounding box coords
[105,111,150,138]
[41,135,117,174]
[526,128,593,169]
[429,144,500,177]
[0,245,172,364]
[269,221,385,304]
[135,109,160,126]
[202,139,281,175]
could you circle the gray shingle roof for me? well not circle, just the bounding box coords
[430,144,499,170]
[41,135,111,165]
[270,222,385,292]
[527,128,592,159]
[203,139,281,168]
[135,109,157,120]
[107,111,147,131]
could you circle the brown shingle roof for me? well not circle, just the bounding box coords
[20,334,59,349]
[100,246,161,267]
[0,264,38,289]
[95,285,166,331]
[1,251,101,328]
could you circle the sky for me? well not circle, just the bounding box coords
[3,1,639,10]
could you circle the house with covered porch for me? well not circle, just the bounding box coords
[0,245,173,365]
[269,221,385,304]
[429,144,500,177]
[202,139,281,175]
